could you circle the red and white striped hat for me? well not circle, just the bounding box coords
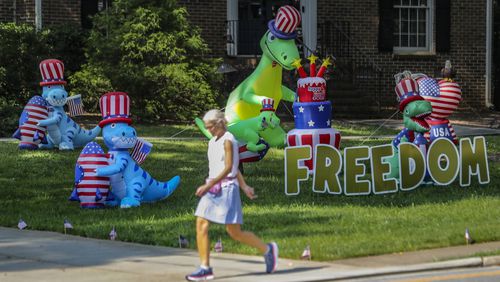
[98,92,132,127]
[39,59,67,86]
[260,98,275,112]
[395,77,423,111]
[268,5,301,39]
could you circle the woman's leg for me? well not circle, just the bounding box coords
[196,217,211,266]
[226,224,268,254]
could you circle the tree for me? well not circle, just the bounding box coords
[70,0,222,121]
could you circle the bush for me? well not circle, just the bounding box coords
[0,23,86,137]
[70,0,222,122]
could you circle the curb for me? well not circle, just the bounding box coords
[482,255,500,266]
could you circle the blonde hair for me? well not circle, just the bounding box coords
[203,109,227,129]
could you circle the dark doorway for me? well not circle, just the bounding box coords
[237,0,300,55]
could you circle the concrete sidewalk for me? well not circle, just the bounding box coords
[1,227,499,282]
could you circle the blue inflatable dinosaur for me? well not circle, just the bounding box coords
[36,59,100,150]
[94,92,180,208]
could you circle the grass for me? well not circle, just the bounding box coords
[0,126,498,262]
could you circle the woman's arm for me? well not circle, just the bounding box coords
[237,170,257,199]
[195,139,234,197]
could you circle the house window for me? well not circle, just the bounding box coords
[393,0,433,53]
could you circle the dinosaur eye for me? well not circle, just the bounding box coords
[267,32,275,42]
[110,123,116,128]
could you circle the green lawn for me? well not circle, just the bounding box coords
[0,127,498,261]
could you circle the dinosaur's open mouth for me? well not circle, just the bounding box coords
[46,97,67,106]
[111,136,137,148]
[411,111,431,131]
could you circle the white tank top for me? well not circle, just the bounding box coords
[207,131,239,182]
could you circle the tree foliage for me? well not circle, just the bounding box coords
[71,0,222,121]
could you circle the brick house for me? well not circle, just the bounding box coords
[2,0,499,117]
[180,0,500,118]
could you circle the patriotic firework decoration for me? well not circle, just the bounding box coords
[287,54,340,171]
[12,96,48,150]
[71,142,110,208]
[416,61,462,144]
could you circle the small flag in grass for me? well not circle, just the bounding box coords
[465,228,474,245]
[179,235,189,248]
[214,237,223,253]
[64,219,73,230]
[109,226,117,241]
[300,245,311,260]
[18,219,27,230]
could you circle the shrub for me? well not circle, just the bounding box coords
[70,0,222,122]
[0,23,86,136]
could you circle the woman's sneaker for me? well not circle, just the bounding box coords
[185,267,214,281]
[264,242,278,273]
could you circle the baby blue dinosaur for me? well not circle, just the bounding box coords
[95,122,180,208]
[37,85,100,150]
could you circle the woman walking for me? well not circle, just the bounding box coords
[186,109,278,281]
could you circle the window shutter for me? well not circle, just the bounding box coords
[378,0,394,52]
[436,0,451,52]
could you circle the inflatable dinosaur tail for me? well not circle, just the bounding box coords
[195,117,213,139]
[78,125,101,144]
[142,175,181,202]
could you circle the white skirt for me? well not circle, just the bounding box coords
[195,182,243,224]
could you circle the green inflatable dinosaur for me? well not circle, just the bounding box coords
[196,5,301,149]
[388,73,432,180]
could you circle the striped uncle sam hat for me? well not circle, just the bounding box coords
[39,59,67,86]
[394,75,423,111]
[268,5,301,39]
[98,92,132,127]
[260,98,275,112]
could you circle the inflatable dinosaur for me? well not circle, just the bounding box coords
[36,59,100,150]
[196,99,280,152]
[95,92,180,208]
[388,72,432,180]
[221,5,301,147]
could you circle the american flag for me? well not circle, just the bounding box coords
[300,245,311,260]
[14,96,48,149]
[238,139,269,163]
[287,128,341,171]
[131,138,153,164]
[109,226,117,240]
[419,78,461,119]
[18,219,28,230]
[64,219,73,229]
[74,142,110,208]
[179,235,189,248]
[214,237,223,253]
[66,94,85,117]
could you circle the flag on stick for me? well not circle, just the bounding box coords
[66,94,85,117]
[465,228,474,245]
[64,219,73,234]
[214,237,223,253]
[300,245,311,260]
[109,226,117,241]
[18,219,27,230]
[130,138,153,164]
[178,235,189,248]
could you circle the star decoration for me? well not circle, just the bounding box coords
[292,58,302,69]
[308,120,315,127]
[327,120,331,126]
[321,57,332,67]
[299,106,304,113]
[307,54,318,64]
[318,105,325,112]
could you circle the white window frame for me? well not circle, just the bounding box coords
[393,0,435,55]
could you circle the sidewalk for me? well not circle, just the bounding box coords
[1,227,499,282]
